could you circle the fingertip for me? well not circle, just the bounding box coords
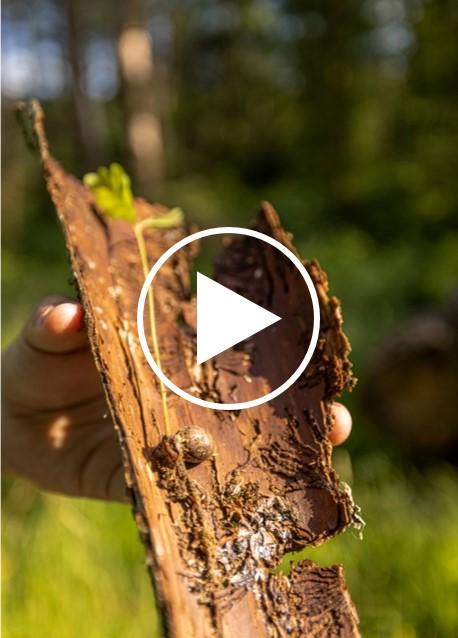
[43,302,85,336]
[329,402,352,446]
[25,296,88,353]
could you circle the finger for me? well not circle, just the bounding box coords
[25,295,88,354]
[69,423,127,502]
[3,296,99,409]
[329,402,352,446]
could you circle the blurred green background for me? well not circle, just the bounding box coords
[2,0,458,636]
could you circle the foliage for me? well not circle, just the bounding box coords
[83,164,137,223]
[83,163,184,229]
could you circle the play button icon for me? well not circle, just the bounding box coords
[137,226,320,410]
[196,272,281,364]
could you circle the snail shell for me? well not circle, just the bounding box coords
[174,426,214,464]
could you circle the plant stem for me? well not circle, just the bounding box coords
[134,222,171,436]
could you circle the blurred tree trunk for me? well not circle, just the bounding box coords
[364,295,458,458]
[288,0,362,202]
[117,0,163,199]
[62,0,105,168]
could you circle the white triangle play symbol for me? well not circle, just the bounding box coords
[196,272,282,365]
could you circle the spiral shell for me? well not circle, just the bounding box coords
[174,426,214,464]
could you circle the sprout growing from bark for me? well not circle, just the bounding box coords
[84,163,183,435]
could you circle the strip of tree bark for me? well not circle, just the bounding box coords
[16,100,362,638]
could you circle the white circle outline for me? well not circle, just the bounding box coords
[137,227,320,410]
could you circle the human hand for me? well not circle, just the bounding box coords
[2,296,352,502]
[2,296,125,501]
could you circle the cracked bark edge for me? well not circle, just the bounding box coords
[16,100,361,638]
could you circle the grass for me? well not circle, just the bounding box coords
[3,456,458,637]
[282,452,458,637]
[2,479,161,638]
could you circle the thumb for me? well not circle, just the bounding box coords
[24,295,89,353]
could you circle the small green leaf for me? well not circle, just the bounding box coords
[83,163,137,223]
[136,208,184,232]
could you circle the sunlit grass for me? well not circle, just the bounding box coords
[278,454,458,638]
[3,457,458,637]
[2,479,161,638]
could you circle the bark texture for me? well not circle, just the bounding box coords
[16,100,361,638]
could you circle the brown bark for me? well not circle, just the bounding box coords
[16,100,361,638]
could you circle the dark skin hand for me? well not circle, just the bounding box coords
[2,296,352,502]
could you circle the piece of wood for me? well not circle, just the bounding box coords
[16,100,361,638]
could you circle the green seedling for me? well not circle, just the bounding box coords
[84,163,183,434]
